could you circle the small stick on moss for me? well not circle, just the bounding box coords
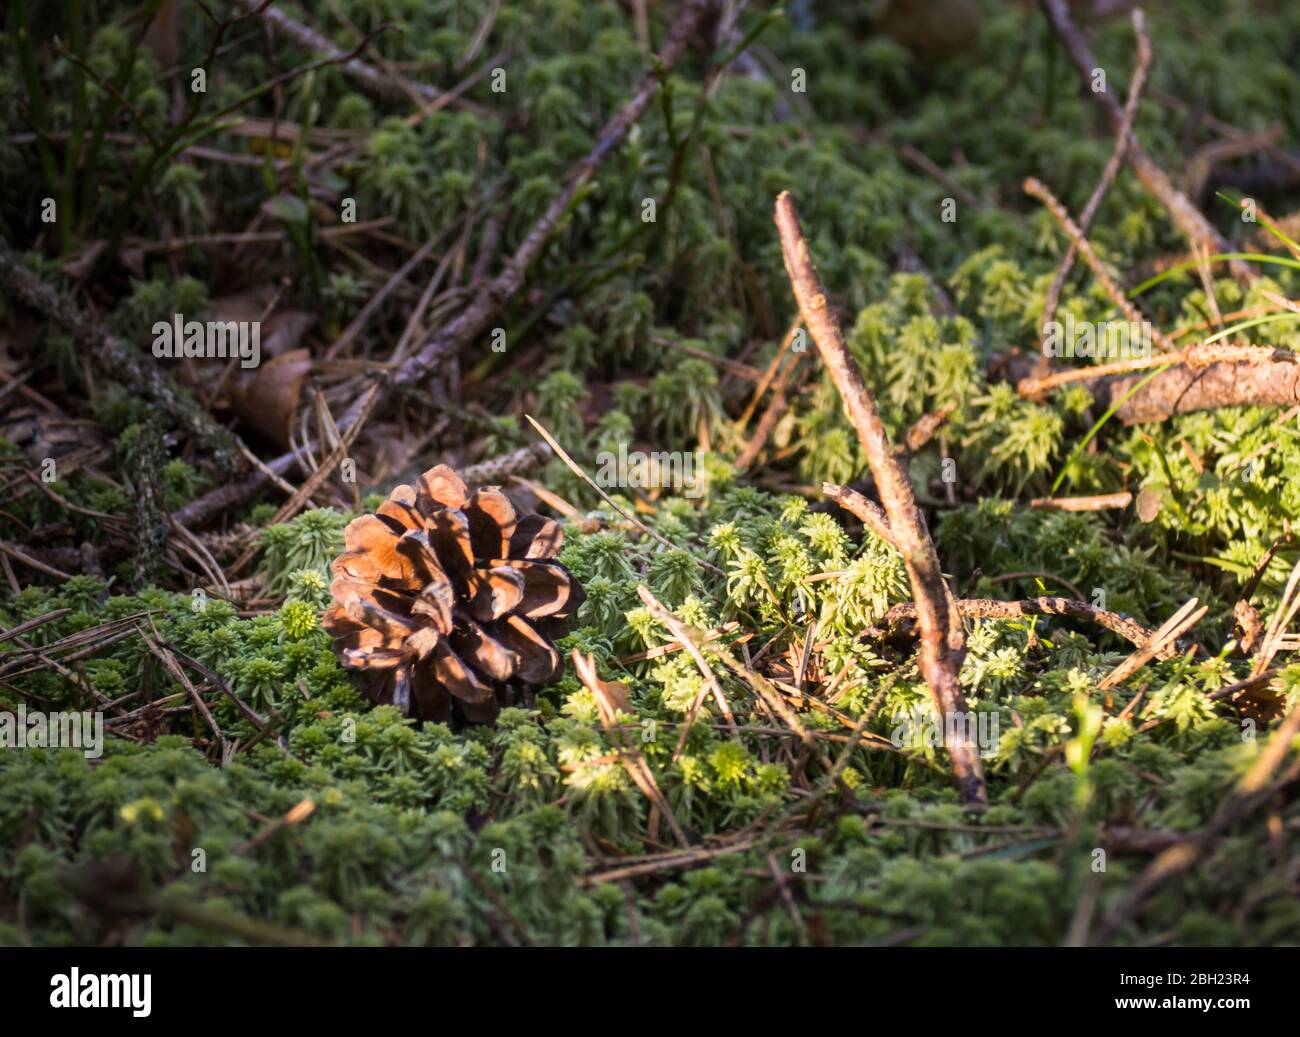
[822,483,901,552]
[881,597,1179,660]
[775,191,987,807]
[0,609,71,645]
[527,415,723,574]
[1038,0,1245,278]
[1099,597,1206,690]
[1030,492,1133,512]
[636,585,741,755]
[1040,8,1153,344]
[1025,177,1176,353]
[904,402,957,455]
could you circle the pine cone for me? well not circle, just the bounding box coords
[322,464,584,724]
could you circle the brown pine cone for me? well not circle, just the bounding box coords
[322,464,584,724]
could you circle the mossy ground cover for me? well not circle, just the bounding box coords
[2,0,1300,946]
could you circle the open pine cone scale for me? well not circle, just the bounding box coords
[322,464,584,724]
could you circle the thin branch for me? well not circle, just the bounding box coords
[237,0,494,117]
[822,483,901,552]
[1038,0,1245,278]
[1099,597,1206,690]
[1040,8,1152,341]
[0,239,244,472]
[775,191,986,806]
[636,585,741,756]
[1030,492,1133,511]
[881,596,1179,660]
[1025,176,1175,352]
[174,0,718,528]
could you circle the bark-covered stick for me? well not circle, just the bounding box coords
[1038,0,1246,278]
[0,239,243,472]
[1025,176,1176,352]
[774,191,988,807]
[1040,7,1153,342]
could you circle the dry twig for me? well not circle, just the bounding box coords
[1025,176,1175,352]
[1038,0,1244,277]
[881,596,1178,660]
[774,191,986,806]
[1099,597,1206,690]
[175,0,719,529]
[1040,8,1153,343]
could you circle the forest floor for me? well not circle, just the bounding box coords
[3,0,1300,946]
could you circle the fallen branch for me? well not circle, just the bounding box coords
[775,191,987,806]
[1040,8,1152,343]
[0,240,243,472]
[880,596,1179,660]
[174,0,718,528]
[1025,176,1175,353]
[1038,0,1244,277]
[238,0,493,117]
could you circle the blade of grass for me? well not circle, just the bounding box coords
[1214,190,1300,259]
[1132,253,1300,296]
[1050,367,1166,495]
